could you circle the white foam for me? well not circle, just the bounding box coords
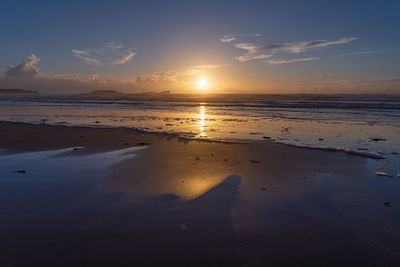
[275,141,386,159]
[375,171,389,176]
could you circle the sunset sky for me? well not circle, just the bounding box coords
[1,0,400,93]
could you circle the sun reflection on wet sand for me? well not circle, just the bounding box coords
[199,105,207,137]
[179,175,225,199]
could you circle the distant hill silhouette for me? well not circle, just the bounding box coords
[0,89,38,94]
[88,90,122,95]
[88,89,172,95]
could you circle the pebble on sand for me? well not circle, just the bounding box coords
[370,137,386,142]
[384,202,392,207]
[250,160,261,163]
[14,170,26,174]
[136,142,150,146]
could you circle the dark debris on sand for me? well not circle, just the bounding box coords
[136,142,150,146]
[370,137,386,142]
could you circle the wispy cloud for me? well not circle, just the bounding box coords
[111,52,135,65]
[220,33,261,43]
[104,42,124,51]
[72,49,101,65]
[5,54,40,77]
[265,57,319,65]
[72,43,136,66]
[189,64,221,70]
[220,36,237,43]
[136,64,222,87]
[229,36,356,64]
[236,37,357,53]
[181,64,221,76]
[235,54,272,62]
[341,50,379,56]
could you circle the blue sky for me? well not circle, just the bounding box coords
[1,0,399,93]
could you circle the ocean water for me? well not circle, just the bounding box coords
[1,93,400,174]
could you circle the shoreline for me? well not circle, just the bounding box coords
[1,121,400,265]
[0,120,387,160]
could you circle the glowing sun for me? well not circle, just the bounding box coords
[196,77,209,90]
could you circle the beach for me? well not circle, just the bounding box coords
[2,0,400,265]
[1,121,399,266]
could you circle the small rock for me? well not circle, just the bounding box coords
[95,121,100,124]
[73,147,80,151]
[136,142,150,146]
[210,153,214,156]
[262,136,271,140]
[194,157,200,160]
[14,170,26,174]
[260,187,267,191]
[224,159,228,162]
[318,138,324,141]
[249,160,260,163]
[384,202,392,207]
[370,137,386,142]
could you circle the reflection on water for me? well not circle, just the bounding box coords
[199,105,206,137]
[0,98,399,173]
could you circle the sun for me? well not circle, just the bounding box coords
[196,77,209,90]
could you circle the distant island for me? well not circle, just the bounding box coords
[87,89,171,95]
[88,90,122,95]
[0,89,38,94]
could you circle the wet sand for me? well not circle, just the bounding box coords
[0,122,399,266]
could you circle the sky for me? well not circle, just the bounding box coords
[1,0,400,94]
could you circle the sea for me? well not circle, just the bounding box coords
[1,93,399,175]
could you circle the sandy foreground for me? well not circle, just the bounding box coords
[0,122,399,266]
